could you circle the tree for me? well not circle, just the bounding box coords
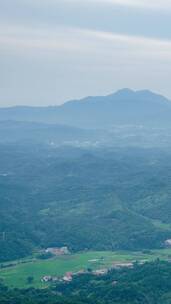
[27,276,34,284]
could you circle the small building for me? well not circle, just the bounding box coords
[41,275,52,282]
[63,272,73,282]
[112,262,133,269]
[52,276,59,282]
[165,239,171,247]
[93,269,108,276]
[45,246,70,256]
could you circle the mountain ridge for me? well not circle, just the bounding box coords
[1,89,169,109]
[0,89,171,128]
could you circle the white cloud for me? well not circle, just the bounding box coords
[0,24,171,61]
[1,24,171,105]
[1,1,171,105]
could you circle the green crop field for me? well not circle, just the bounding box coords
[1,249,171,289]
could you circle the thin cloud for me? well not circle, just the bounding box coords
[90,0,171,10]
[19,0,171,10]
[1,25,171,55]
[0,26,171,67]
[5,0,171,10]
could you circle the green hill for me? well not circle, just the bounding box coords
[1,144,171,262]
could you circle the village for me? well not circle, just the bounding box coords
[41,262,134,283]
[41,246,134,284]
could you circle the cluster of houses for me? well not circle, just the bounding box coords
[41,269,107,283]
[45,246,70,256]
[41,261,134,284]
[40,240,171,285]
[41,272,73,283]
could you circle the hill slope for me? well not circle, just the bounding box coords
[0,144,171,262]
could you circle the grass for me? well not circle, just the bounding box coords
[1,249,171,289]
[151,219,171,230]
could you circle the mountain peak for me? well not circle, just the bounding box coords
[116,88,135,94]
[107,89,170,104]
[112,88,135,98]
[0,89,170,128]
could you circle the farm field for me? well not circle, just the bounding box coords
[1,249,171,289]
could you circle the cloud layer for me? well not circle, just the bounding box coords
[0,0,171,106]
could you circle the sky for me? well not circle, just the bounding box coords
[1,0,171,106]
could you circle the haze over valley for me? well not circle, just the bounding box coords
[1,89,171,262]
[1,1,171,303]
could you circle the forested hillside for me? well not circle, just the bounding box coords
[1,143,171,261]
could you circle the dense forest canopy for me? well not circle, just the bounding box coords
[1,143,171,262]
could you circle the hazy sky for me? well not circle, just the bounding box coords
[1,0,171,106]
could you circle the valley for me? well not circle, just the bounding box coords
[1,90,171,303]
[1,249,171,289]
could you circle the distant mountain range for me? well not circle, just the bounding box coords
[1,89,171,128]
